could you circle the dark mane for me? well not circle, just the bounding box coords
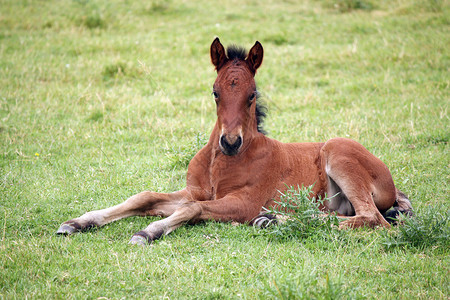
[226,45,247,61]
[255,91,268,135]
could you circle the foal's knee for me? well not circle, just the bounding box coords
[124,191,153,208]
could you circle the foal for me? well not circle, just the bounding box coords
[57,38,412,244]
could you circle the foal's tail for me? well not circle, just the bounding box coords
[383,188,413,224]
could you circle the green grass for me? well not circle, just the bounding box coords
[1,0,448,298]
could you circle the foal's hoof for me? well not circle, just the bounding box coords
[251,214,277,228]
[129,231,153,246]
[129,235,148,246]
[56,223,79,235]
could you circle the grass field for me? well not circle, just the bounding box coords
[1,0,449,298]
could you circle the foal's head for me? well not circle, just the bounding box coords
[210,38,264,156]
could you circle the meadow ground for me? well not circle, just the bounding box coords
[0,0,448,298]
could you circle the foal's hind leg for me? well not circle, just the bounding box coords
[327,172,390,229]
[56,190,189,234]
[322,138,396,229]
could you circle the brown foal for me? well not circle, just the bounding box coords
[57,38,412,244]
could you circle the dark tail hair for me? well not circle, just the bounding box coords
[383,188,413,224]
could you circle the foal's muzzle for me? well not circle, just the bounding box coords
[219,134,243,156]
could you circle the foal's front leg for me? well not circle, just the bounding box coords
[56,190,189,234]
[129,201,202,245]
[129,193,264,245]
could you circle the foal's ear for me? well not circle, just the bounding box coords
[210,37,227,71]
[246,41,264,73]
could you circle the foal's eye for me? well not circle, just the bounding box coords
[249,92,257,102]
[212,91,219,101]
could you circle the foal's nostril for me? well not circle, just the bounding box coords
[233,136,242,148]
[220,135,227,147]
